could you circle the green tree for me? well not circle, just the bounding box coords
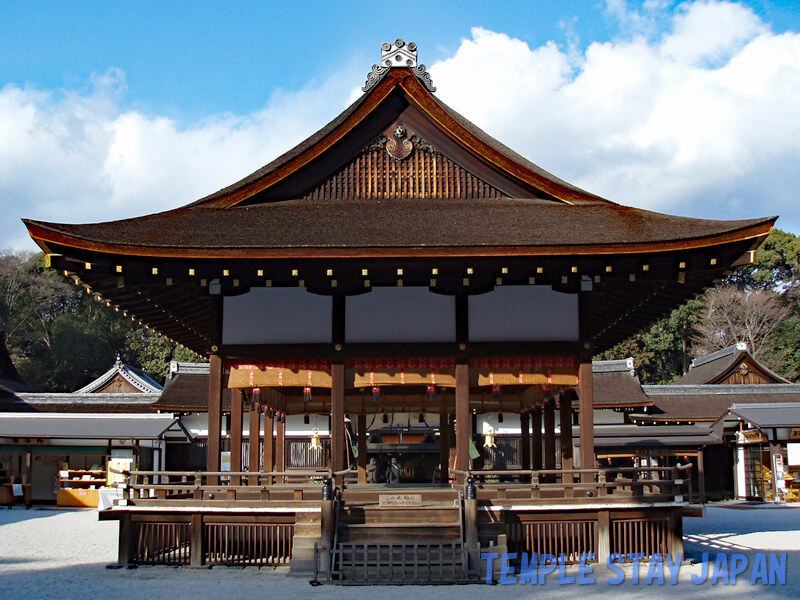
[725,228,800,290]
[1,250,205,391]
[596,298,702,384]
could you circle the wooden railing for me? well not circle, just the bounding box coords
[117,469,332,504]
[113,464,691,506]
[452,464,692,503]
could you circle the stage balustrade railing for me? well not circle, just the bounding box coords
[110,464,691,506]
[113,469,333,504]
[450,463,692,503]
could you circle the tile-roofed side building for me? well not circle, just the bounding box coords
[1,392,160,413]
[625,344,799,425]
[591,358,654,409]
[153,362,230,412]
[632,384,800,424]
[673,342,791,385]
[73,356,163,394]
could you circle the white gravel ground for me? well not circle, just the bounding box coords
[1,504,799,599]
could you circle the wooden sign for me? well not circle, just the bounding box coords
[379,494,422,507]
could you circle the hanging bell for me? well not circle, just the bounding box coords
[483,425,496,449]
[310,427,321,450]
[303,414,310,425]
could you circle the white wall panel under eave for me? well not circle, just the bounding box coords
[346,287,456,343]
[468,286,579,342]
[222,287,332,345]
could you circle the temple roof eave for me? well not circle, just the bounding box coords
[23,211,776,261]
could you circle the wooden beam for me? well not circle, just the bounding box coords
[248,402,260,484]
[206,354,223,484]
[331,363,345,482]
[230,388,243,486]
[455,363,470,484]
[357,414,367,484]
[579,355,595,482]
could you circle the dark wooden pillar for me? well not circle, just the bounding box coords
[579,355,595,481]
[531,408,543,471]
[230,388,243,486]
[275,418,285,484]
[357,414,367,484]
[248,402,260,484]
[559,394,574,472]
[455,363,470,484]
[206,354,223,484]
[543,398,556,479]
[439,410,451,485]
[263,413,274,483]
[331,363,345,483]
[520,411,531,471]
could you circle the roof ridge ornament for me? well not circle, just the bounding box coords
[362,38,436,93]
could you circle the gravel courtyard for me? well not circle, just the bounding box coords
[1,504,798,599]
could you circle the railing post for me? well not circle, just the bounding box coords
[464,477,479,574]
[598,471,607,497]
[319,478,334,575]
[118,512,136,564]
[596,511,610,564]
[530,473,541,499]
[193,473,202,500]
[190,513,204,567]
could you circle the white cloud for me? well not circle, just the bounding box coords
[428,2,800,231]
[1,68,357,250]
[3,0,799,252]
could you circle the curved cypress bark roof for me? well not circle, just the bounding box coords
[25,201,774,259]
[20,62,778,354]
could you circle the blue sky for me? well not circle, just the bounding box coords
[2,1,800,249]
[3,1,797,119]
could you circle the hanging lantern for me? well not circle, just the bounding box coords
[491,385,502,401]
[372,386,382,403]
[310,427,322,450]
[498,413,504,423]
[303,387,312,403]
[483,425,496,449]
[418,412,425,423]
[303,414,310,425]
[426,385,436,403]
[382,413,389,424]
